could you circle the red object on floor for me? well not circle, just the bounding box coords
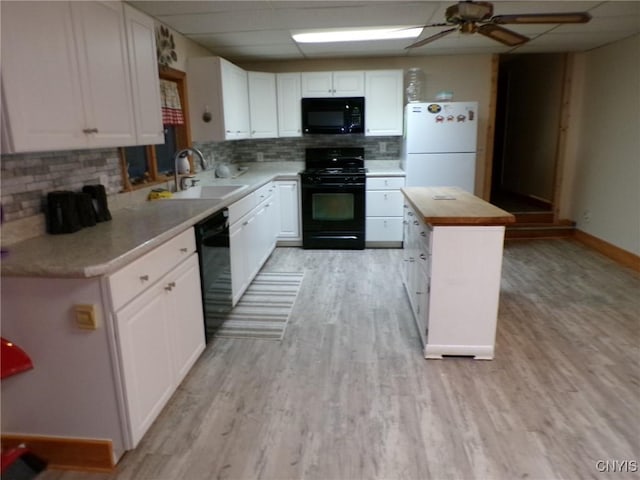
[0,337,33,379]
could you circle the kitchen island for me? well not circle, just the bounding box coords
[401,186,515,360]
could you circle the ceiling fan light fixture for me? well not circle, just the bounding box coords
[446,1,493,22]
[292,26,423,44]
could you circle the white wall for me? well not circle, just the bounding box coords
[569,34,640,255]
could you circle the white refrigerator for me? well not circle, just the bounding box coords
[401,102,478,193]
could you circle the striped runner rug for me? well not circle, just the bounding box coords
[205,272,303,340]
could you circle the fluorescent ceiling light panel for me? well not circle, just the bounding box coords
[292,26,423,43]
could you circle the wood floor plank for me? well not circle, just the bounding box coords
[39,239,640,480]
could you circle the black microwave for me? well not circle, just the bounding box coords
[301,97,364,134]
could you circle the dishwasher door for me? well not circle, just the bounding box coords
[194,208,231,340]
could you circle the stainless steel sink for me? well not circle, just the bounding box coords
[169,184,248,200]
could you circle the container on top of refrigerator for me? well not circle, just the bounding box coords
[436,91,454,101]
[406,68,425,103]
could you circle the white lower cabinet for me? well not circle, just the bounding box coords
[112,230,205,447]
[0,228,206,463]
[275,179,301,244]
[229,182,279,304]
[366,176,405,246]
[402,202,506,360]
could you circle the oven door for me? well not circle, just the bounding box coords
[301,180,365,249]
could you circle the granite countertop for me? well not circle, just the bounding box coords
[402,186,515,226]
[2,160,406,278]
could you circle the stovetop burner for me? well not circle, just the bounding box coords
[303,147,366,174]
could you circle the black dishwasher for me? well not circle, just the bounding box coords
[194,208,231,341]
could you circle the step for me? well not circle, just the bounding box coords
[505,221,575,239]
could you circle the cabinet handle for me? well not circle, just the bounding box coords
[407,211,414,216]
[252,130,256,134]
[139,275,149,281]
[226,130,231,133]
[180,247,188,253]
[413,220,419,226]
[420,231,426,237]
[82,128,98,134]
[165,281,176,292]
[384,193,388,200]
[243,221,249,226]
[420,253,427,261]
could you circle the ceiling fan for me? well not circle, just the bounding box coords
[406,1,591,49]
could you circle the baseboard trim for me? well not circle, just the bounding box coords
[574,229,640,272]
[1,434,115,472]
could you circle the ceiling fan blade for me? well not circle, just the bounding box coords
[491,12,591,24]
[477,24,529,46]
[405,27,457,49]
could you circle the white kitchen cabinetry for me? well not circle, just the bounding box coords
[187,56,250,142]
[1,1,139,153]
[301,71,365,97]
[365,70,404,136]
[229,183,279,304]
[366,176,405,246]
[123,4,164,145]
[276,73,302,137]
[110,228,205,447]
[275,179,301,244]
[248,71,278,139]
[0,228,206,463]
[402,200,507,360]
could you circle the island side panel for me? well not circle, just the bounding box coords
[425,225,505,359]
[1,276,127,462]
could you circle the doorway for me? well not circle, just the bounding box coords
[491,53,568,219]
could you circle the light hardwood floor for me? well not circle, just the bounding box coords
[42,239,639,480]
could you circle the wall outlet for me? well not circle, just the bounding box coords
[256,152,264,162]
[582,209,591,224]
[380,142,387,153]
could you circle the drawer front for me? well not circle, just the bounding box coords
[109,229,196,310]
[366,177,405,190]
[228,192,256,224]
[255,181,274,205]
[366,190,404,216]
[366,217,403,242]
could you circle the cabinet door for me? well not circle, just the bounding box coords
[301,72,334,97]
[230,219,250,305]
[73,1,137,147]
[365,70,403,136]
[333,71,365,96]
[115,283,174,447]
[276,73,302,137]
[123,4,164,145]
[366,218,403,242]
[167,254,205,384]
[1,1,87,153]
[248,72,278,138]
[221,60,250,139]
[276,180,300,239]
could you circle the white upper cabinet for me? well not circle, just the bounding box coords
[301,71,365,97]
[123,4,164,145]
[276,73,302,137]
[365,70,404,136]
[187,56,250,142]
[248,72,278,139]
[1,1,163,154]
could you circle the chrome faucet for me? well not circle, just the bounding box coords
[173,147,206,191]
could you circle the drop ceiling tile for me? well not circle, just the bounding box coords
[189,30,294,48]
[554,15,640,34]
[129,1,271,16]
[154,10,280,34]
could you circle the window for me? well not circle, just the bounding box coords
[119,67,192,191]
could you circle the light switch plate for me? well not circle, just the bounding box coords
[74,304,98,330]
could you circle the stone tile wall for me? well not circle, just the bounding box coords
[0,148,122,222]
[0,135,401,241]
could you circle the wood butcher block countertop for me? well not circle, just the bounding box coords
[401,186,516,226]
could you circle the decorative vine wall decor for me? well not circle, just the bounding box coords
[156,25,177,67]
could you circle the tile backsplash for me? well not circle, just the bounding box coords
[0,135,400,242]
